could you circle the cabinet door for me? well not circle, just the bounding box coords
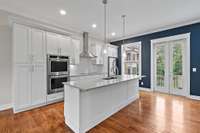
[46,32,59,55]
[31,28,45,64]
[108,46,118,58]
[31,64,46,106]
[14,65,31,110]
[71,39,80,65]
[60,35,71,56]
[13,24,30,64]
[113,47,118,57]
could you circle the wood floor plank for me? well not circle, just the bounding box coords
[0,91,200,133]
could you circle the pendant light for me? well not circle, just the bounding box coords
[103,0,108,54]
[122,15,127,58]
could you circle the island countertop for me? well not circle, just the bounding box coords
[63,75,145,91]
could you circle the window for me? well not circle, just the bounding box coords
[122,42,142,76]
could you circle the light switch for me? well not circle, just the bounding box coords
[192,68,197,72]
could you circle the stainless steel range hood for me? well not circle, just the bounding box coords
[80,32,96,58]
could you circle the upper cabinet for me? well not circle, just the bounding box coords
[13,24,46,64]
[71,38,81,65]
[91,42,104,65]
[46,32,80,64]
[46,32,60,55]
[31,28,45,64]
[13,24,30,64]
[60,35,71,56]
[108,45,118,58]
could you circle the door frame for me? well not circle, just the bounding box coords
[150,33,190,96]
[121,41,142,76]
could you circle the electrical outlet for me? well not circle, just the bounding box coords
[192,68,197,72]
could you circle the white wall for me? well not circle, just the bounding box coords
[0,26,12,108]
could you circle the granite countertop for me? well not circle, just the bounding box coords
[70,73,105,77]
[63,75,145,91]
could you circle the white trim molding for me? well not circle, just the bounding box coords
[140,87,153,92]
[189,95,200,101]
[150,33,191,96]
[0,103,12,111]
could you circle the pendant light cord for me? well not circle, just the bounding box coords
[104,2,107,44]
[122,15,126,44]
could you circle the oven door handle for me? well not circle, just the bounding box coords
[49,58,69,62]
[50,75,69,79]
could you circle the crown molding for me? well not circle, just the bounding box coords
[110,17,200,43]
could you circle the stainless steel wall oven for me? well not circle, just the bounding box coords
[47,55,70,94]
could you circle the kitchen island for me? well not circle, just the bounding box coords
[63,75,143,133]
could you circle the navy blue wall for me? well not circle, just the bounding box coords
[111,22,200,96]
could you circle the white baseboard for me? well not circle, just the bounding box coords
[140,87,153,92]
[0,103,12,111]
[14,102,46,113]
[189,95,200,100]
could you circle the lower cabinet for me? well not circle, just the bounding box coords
[14,64,46,113]
[31,64,46,106]
[14,65,32,110]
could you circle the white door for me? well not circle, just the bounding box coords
[60,35,71,56]
[31,28,45,64]
[14,65,31,110]
[31,64,46,106]
[46,32,60,55]
[154,39,187,96]
[13,24,31,64]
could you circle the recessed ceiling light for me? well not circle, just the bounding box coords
[92,24,97,28]
[60,9,66,15]
[111,32,116,36]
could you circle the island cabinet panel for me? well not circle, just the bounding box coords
[127,80,139,100]
[64,78,140,133]
[64,85,80,133]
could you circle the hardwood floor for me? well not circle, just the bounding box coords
[1,91,200,133]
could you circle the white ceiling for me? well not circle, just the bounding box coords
[0,0,200,41]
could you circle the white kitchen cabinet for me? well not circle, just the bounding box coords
[13,24,46,113]
[108,45,118,58]
[92,43,104,65]
[60,35,71,56]
[71,38,80,65]
[31,29,45,64]
[47,32,72,56]
[13,24,30,64]
[31,64,46,106]
[14,65,32,111]
[46,32,60,55]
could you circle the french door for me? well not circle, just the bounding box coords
[153,39,187,96]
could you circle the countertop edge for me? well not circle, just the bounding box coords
[63,75,145,91]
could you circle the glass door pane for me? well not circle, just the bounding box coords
[170,39,186,96]
[156,45,166,87]
[154,44,169,93]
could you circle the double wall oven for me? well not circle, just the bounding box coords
[47,55,70,94]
